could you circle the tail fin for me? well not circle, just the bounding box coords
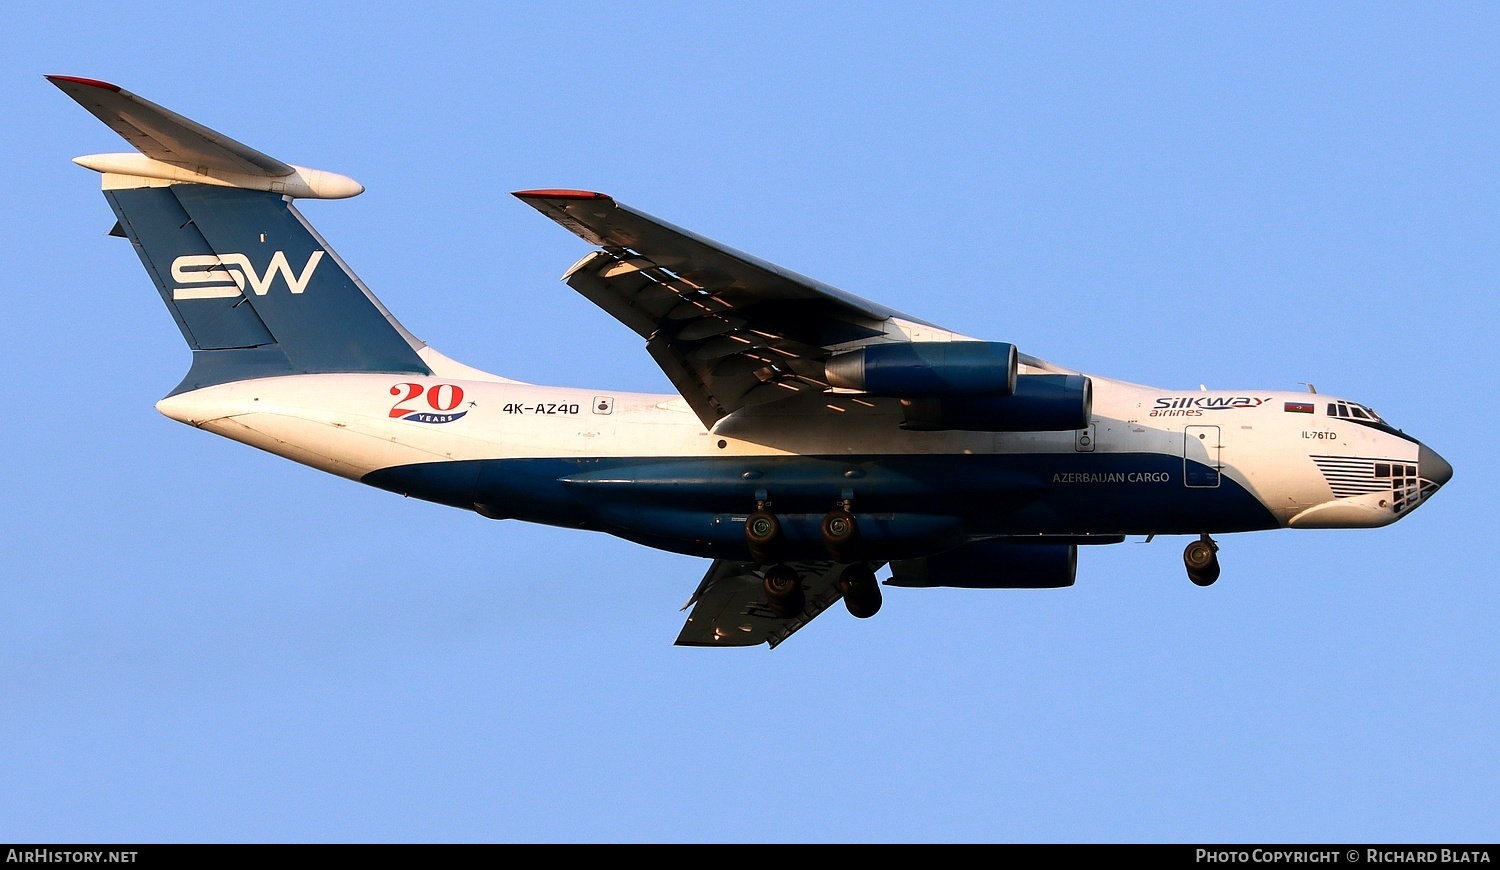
[51,75,431,392]
[104,184,431,390]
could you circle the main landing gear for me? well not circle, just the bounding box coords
[1183,533,1221,587]
[820,503,861,563]
[761,563,804,618]
[745,500,882,619]
[745,508,783,565]
[837,563,882,619]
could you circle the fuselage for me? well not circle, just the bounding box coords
[154,368,1451,563]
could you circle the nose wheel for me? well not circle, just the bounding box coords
[1183,534,1220,586]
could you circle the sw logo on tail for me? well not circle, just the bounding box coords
[170,251,325,300]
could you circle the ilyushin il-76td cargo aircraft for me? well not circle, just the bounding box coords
[53,75,1452,649]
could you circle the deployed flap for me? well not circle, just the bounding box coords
[48,75,292,177]
[675,559,853,649]
[516,190,965,428]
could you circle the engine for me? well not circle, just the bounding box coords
[824,341,1017,397]
[899,373,1091,432]
[886,541,1078,588]
[823,341,1089,433]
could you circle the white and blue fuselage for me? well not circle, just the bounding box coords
[154,362,1448,562]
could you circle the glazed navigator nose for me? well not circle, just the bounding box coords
[1419,442,1453,488]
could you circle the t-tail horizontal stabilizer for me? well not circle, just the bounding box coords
[47,75,363,199]
[54,75,431,391]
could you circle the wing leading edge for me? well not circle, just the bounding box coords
[515,190,972,428]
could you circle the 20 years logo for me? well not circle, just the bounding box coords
[389,383,468,424]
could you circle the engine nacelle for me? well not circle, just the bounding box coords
[899,373,1091,432]
[886,542,1077,588]
[824,341,1017,397]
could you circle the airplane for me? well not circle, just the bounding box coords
[51,75,1453,649]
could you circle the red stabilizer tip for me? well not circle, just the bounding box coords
[513,189,610,200]
[46,75,121,91]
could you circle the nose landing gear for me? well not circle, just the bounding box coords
[1183,534,1220,586]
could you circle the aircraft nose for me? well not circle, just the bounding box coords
[1419,442,1453,488]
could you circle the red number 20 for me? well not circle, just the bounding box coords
[389,383,465,418]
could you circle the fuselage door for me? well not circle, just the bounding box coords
[1184,425,1222,488]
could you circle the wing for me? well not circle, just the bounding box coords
[515,190,972,428]
[676,560,862,649]
[47,75,293,177]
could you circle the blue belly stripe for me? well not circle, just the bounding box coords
[360,453,1277,560]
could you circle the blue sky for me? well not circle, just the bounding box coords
[2,2,1496,842]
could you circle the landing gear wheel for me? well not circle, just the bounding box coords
[838,563,883,619]
[820,509,861,562]
[1184,535,1220,587]
[745,510,783,565]
[762,564,804,618]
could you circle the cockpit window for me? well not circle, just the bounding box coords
[1324,398,1410,441]
[1328,400,1384,423]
